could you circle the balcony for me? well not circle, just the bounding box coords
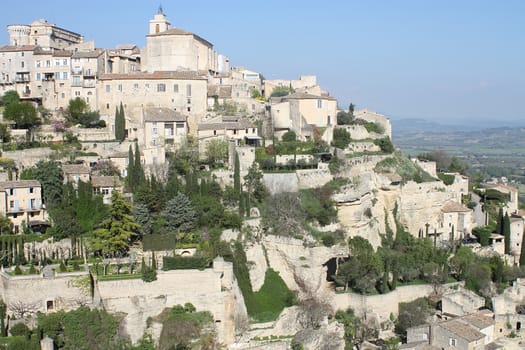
[15,73,30,83]
[83,70,97,77]
[72,68,83,75]
[83,81,96,88]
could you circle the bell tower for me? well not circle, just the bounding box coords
[149,5,171,34]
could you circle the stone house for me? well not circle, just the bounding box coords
[0,45,36,99]
[141,107,188,151]
[263,75,318,98]
[70,49,107,110]
[407,311,495,350]
[32,47,73,110]
[62,164,90,187]
[108,45,140,75]
[0,180,46,233]
[91,176,123,204]
[492,278,525,337]
[440,201,473,240]
[197,116,259,157]
[270,91,337,140]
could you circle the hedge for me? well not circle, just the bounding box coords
[142,234,177,251]
[162,256,211,270]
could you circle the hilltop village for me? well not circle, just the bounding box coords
[0,8,524,350]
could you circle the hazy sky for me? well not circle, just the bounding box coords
[1,1,524,123]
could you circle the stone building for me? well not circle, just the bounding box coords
[141,107,188,152]
[7,19,83,49]
[97,71,207,131]
[270,91,337,140]
[91,176,123,204]
[0,180,46,233]
[142,8,220,74]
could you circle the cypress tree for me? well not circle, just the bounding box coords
[119,102,126,139]
[126,145,135,191]
[503,212,511,254]
[496,208,504,235]
[234,153,241,196]
[134,143,145,187]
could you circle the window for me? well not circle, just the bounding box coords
[30,199,36,209]
[173,84,179,93]
[62,72,68,80]
[106,103,110,109]
[117,84,122,92]
[449,338,457,346]
[36,73,41,81]
[9,201,14,209]
[29,187,34,194]
[153,127,158,135]
[102,188,109,195]
[186,84,191,97]
[21,61,24,68]
[8,188,14,196]
[133,83,139,92]
[35,60,41,68]
[106,85,111,93]
[187,98,191,104]
[145,84,150,92]
[62,59,68,65]
[157,83,166,92]
[55,59,60,66]
[46,60,51,67]
[317,99,323,109]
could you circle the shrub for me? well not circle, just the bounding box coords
[9,323,31,338]
[438,173,455,186]
[332,128,352,149]
[14,265,23,275]
[364,122,384,134]
[373,137,394,154]
[321,234,335,247]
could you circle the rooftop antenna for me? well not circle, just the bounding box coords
[158,4,164,14]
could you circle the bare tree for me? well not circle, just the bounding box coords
[8,300,40,318]
[297,298,333,329]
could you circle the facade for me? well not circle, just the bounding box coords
[142,9,219,74]
[263,75,318,98]
[97,71,207,130]
[7,19,83,49]
[0,45,36,99]
[197,116,259,156]
[270,92,337,140]
[91,176,123,205]
[407,312,495,350]
[0,180,45,233]
[440,201,473,239]
[142,107,188,151]
[32,48,73,110]
[70,49,107,110]
[62,164,91,187]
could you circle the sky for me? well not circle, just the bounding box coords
[1,0,524,124]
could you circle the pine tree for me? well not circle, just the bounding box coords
[503,212,511,254]
[162,192,196,233]
[91,189,140,257]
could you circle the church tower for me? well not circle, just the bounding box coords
[149,5,171,35]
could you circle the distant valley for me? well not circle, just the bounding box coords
[391,118,525,182]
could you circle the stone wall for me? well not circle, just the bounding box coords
[263,173,298,195]
[296,168,333,189]
[95,258,240,345]
[0,270,91,317]
[331,284,435,323]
